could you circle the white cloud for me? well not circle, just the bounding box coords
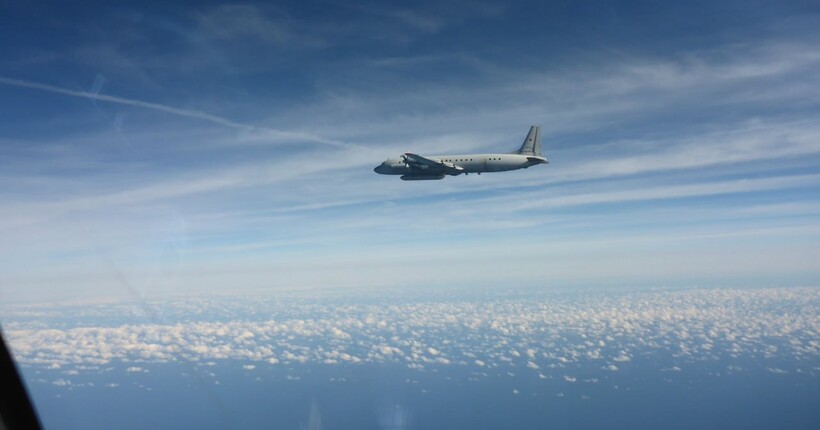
[331,328,351,340]
[4,287,817,387]
[0,76,347,148]
[613,353,632,362]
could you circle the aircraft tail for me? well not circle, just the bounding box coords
[517,125,542,156]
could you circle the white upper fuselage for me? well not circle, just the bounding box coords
[374,153,546,176]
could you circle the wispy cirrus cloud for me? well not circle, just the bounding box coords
[194,4,327,49]
[0,76,351,148]
[1,2,819,300]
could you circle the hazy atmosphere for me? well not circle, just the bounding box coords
[1,2,818,429]
[2,1,819,303]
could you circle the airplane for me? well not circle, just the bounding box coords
[373,125,548,180]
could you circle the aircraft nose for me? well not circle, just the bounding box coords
[374,163,388,174]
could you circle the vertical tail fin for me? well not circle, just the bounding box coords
[517,125,541,156]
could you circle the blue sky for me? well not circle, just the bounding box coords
[1,1,819,302]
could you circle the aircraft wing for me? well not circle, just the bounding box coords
[403,153,464,175]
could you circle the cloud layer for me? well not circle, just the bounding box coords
[5,287,818,383]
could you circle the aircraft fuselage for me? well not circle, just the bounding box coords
[374,126,548,180]
[374,153,545,176]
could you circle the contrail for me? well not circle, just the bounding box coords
[0,75,352,148]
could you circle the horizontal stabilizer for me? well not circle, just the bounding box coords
[526,156,548,164]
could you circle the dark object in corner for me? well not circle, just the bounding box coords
[0,328,43,430]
